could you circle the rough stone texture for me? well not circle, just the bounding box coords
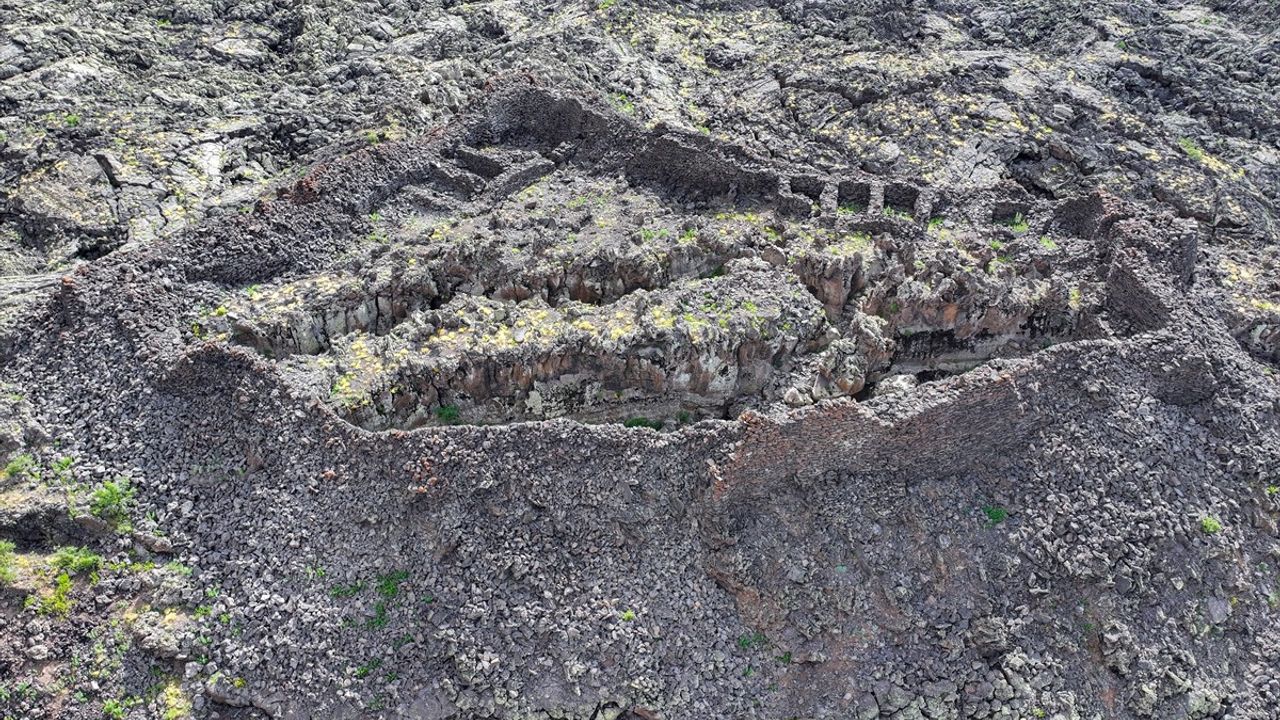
[0,2,1278,720]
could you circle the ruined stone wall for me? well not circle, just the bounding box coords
[715,361,1044,495]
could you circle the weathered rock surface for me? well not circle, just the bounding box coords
[0,1,1277,720]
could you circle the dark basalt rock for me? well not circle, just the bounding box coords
[0,2,1277,720]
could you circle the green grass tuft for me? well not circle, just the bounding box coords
[89,477,134,532]
[52,547,102,575]
[435,405,461,425]
[737,631,767,650]
[623,417,664,430]
[1178,137,1205,161]
[0,540,15,585]
[982,505,1009,527]
[376,570,409,599]
[2,453,36,481]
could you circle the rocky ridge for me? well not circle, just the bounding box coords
[0,2,1277,720]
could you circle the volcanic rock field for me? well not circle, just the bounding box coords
[1,1,1278,718]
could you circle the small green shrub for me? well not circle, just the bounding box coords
[160,682,190,720]
[89,478,134,531]
[623,417,664,430]
[2,453,36,481]
[435,405,461,425]
[620,609,636,621]
[64,113,81,127]
[103,698,126,719]
[366,602,389,629]
[52,546,102,575]
[1178,137,1205,161]
[0,540,15,584]
[1201,516,1223,534]
[737,631,767,650]
[331,581,364,598]
[982,505,1009,526]
[376,570,409,599]
[1007,212,1030,233]
[29,572,74,616]
[50,456,75,484]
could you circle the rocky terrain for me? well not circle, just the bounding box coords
[0,1,1278,719]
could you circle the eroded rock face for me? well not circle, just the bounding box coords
[1,3,1278,720]
[190,90,1134,430]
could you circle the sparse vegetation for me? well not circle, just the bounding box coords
[737,631,767,650]
[435,404,461,424]
[0,540,15,584]
[623,417,664,430]
[639,226,670,242]
[1201,516,1223,534]
[331,581,364,598]
[52,546,102,576]
[620,608,636,621]
[366,602,389,629]
[28,571,74,616]
[1006,212,1030,233]
[355,658,382,678]
[160,681,191,720]
[1178,137,1205,161]
[102,698,127,719]
[376,570,409,599]
[89,477,134,531]
[982,505,1009,527]
[2,453,36,481]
